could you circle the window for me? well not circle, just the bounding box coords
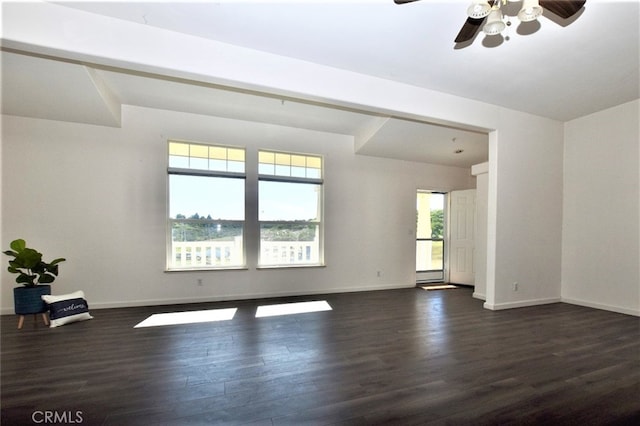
[258,150,323,267]
[416,191,446,283]
[167,141,245,269]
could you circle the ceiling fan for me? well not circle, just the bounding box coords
[394,0,586,43]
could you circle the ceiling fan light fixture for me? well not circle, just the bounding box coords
[483,7,506,35]
[466,1,492,19]
[517,0,544,22]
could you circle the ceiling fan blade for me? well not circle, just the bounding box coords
[454,17,486,43]
[454,0,495,43]
[393,0,420,4]
[539,0,586,19]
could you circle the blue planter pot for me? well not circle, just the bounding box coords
[13,285,51,315]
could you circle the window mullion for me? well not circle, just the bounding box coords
[258,174,323,185]
[169,167,245,179]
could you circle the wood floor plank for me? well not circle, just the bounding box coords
[2,287,639,425]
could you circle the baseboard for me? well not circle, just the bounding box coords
[70,282,416,311]
[472,292,486,301]
[484,297,561,310]
[561,297,640,317]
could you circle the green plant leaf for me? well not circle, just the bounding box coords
[16,273,36,285]
[15,248,42,269]
[31,261,47,274]
[49,264,59,276]
[39,274,55,284]
[5,240,64,286]
[10,239,26,252]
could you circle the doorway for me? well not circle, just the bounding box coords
[416,191,446,283]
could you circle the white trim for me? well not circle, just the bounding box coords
[483,297,561,310]
[484,131,499,308]
[471,162,489,176]
[8,291,634,316]
[168,168,246,179]
[472,292,486,301]
[0,282,413,313]
[258,174,323,185]
[561,297,640,317]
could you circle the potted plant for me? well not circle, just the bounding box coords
[3,239,66,328]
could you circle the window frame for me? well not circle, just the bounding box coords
[166,140,247,271]
[416,190,447,283]
[257,149,324,268]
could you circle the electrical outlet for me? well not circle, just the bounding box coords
[513,281,519,291]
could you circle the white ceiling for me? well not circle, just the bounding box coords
[2,0,639,168]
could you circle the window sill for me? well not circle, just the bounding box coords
[165,266,249,273]
[256,264,326,270]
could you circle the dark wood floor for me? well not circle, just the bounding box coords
[2,287,639,425]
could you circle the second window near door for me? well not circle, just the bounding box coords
[416,191,446,282]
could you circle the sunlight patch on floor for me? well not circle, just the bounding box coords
[255,300,332,318]
[422,285,458,291]
[134,308,238,328]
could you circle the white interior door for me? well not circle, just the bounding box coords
[449,189,476,285]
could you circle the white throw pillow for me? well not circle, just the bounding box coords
[41,290,93,328]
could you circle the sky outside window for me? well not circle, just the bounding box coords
[169,175,244,220]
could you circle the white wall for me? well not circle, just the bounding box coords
[471,162,488,300]
[1,106,474,312]
[562,100,640,316]
[484,111,565,310]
